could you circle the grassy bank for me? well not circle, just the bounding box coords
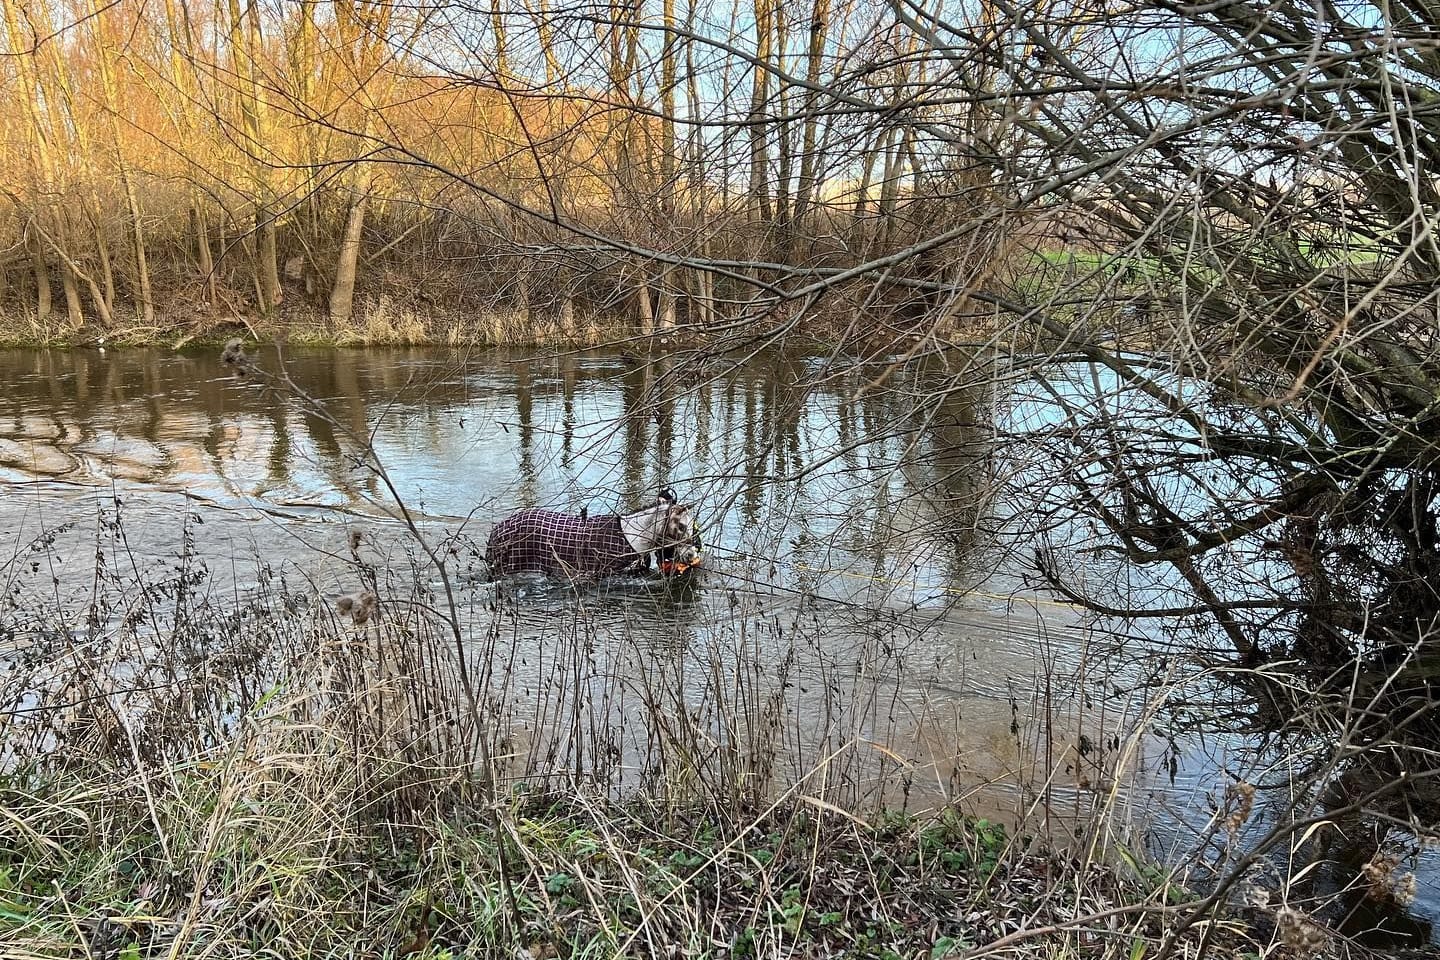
[0,240,1192,353]
[0,297,635,350]
[1,767,1216,959]
[0,250,1121,353]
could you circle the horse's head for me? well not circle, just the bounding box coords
[653,489,701,572]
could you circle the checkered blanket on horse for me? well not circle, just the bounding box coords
[486,508,645,577]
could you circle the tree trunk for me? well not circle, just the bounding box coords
[534,0,560,84]
[696,264,714,328]
[684,3,713,329]
[80,269,114,328]
[661,0,678,199]
[227,0,282,314]
[879,125,909,247]
[329,193,369,324]
[558,289,576,338]
[96,222,115,317]
[636,273,655,335]
[162,0,221,308]
[91,0,153,324]
[657,273,677,331]
[192,203,217,305]
[257,210,283,313]
[773,3,793,257]
[46,222,114,328]
[60,261,84,329]
[516,259,533,330]
[121,170,154,323]
[290,0,321,246]
[6,0,58,324]
[80,201,114,319]
[855,128,891,219]
[490,0,509,79]
[793,0,831,253]
[747,0,774,225]
[27,228,52,320]
[877,47,914,248]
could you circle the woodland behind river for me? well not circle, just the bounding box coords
[1,0,1016,343]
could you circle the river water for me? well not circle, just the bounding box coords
[0,345,1435,944]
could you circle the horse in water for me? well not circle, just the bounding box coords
[486,489,701,579]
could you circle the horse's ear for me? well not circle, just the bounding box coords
[658,487,677,504]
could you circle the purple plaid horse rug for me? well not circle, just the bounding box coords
[486,490,701,579]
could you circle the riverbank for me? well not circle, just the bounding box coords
[0,299,637,350]
[0,287,1004,353]
[0,767,1260,960]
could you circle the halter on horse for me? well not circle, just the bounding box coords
[486,490,701,579]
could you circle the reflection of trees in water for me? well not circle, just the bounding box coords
[763,353,808,480]
[330,351,379,502]
[139,353,162,449]
[558,353,576,468]
[68,352,99,450]
[653,355,675,480]
[618,361,646,498]
[693,379,712,465]
[512,357,538,507]
[0,347,1005,587]
[919,367,996,585]
[739,367,763,525]
[1040,376,1438,687]
[263,385,292,487]
[300,402,362,502]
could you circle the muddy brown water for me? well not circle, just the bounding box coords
[0,345,1435,944]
